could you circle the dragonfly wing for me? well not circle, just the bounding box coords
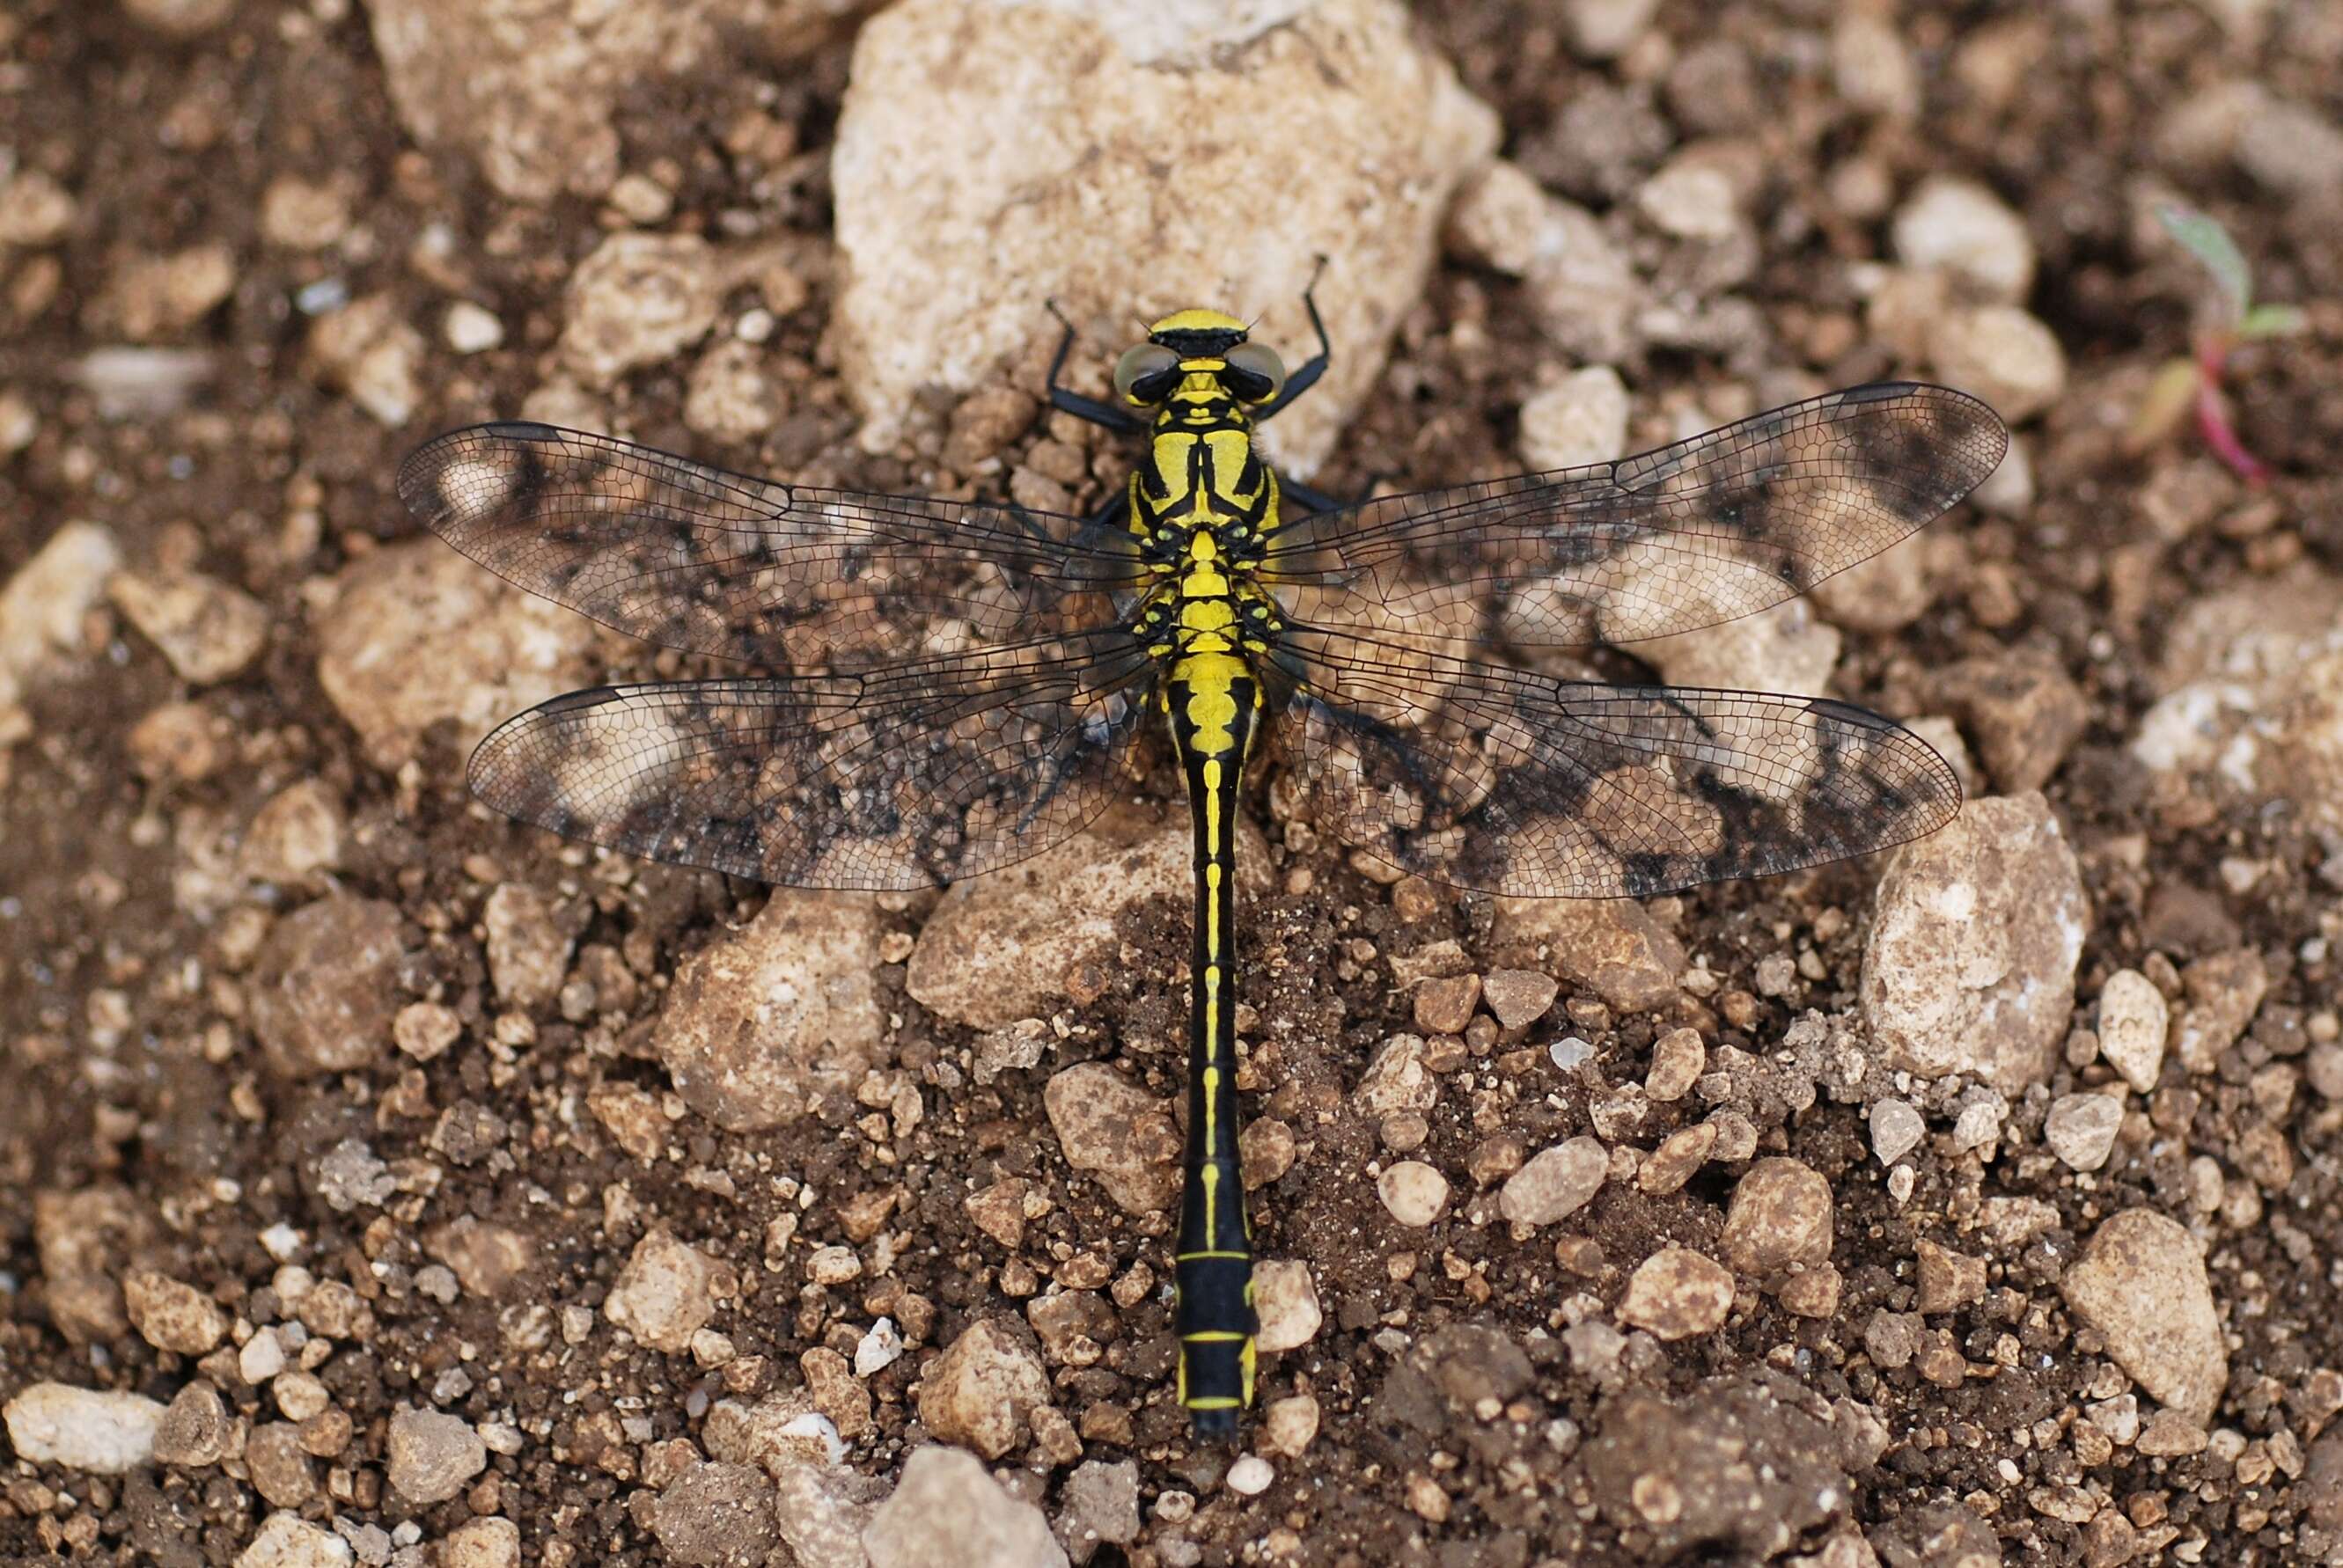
[399,422,1142,669]
[1271,635,1960,898]
[467,629,1157,890]
[1263,382,2007,648]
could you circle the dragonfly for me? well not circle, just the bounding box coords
[398,278,2008,1438]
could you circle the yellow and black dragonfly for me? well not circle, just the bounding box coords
[398,281,2006,1437]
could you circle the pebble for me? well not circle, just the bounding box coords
[241,1327,290,1382]
[2173,949,2268,1073]
[604,1228,738,1353]
[1635,1122,1716,1195]
[1562,0,1658,59]
[386,1407,488,1505]
[248,1424,316,1508]
[1043,1062,1181,1216]
[1226,1454,1275,1496]
[315,539,598,771]
[1643,1028,1705,1103]
[1869,1099,1926,1165]
[1058,1460,1142,1559]
[1927,304,2067,423]
[1491,898,1684,1014]
[1481,968,1559,1029]
[1355,1034,1441,1116]
[1861,793,2087,1094]
[482,883,574,1011]
[123,1269,229,1354]
[2060,1208,2227,1422]
[237,1513,354,1568]
[685,340,783,444]
[864,1445,1068,1568]
[1413,972,1481,1035]
[305,294,425,426]
[2045,1092,2126,1171]
[1914,1242,1987,1315]
[0,168,77,246]
[1618,1247,1735,1339]
[1377,1161,1451,1227]
[239,780,348,887]
[1890,175,2035,302]
[1548,1036,1595,1072]
[1933,651,2088,795]
[1517,366,1630,472]
[1832,11,1919,119]
[2099,965,2164,1087]
[915,1319,1053,1461]
[153,1381,233,1466]
[1719,1159,1834,1278]
[558,231,723,387]
[856,1317,905,1377]
[423,1215,538,1301]
[443,301,505,354]
[832,0,1496,475]
[649,1462,781,1568]
[1634,155,1744,244]
[3,1382,165,1473]
[247,897,408,1077]
[439,1518,521,1568]
[1252,1259,1323,1353]
[2,521,121,714]
[109,569,270,685]
[1498,1137,1608,1227]
[1261,1392,1321,1459]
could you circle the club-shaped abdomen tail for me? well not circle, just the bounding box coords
[1176,1253,1257,1436]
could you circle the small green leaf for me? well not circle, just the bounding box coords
[2157,201,2252,321]
[2237,303,2306,340]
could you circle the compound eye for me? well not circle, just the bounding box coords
[1223,341,1287,403]
[1113,343,1180,404]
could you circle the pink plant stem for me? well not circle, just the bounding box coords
[2195,336,2267,485]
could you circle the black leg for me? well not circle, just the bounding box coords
[1045,300,1148,435]
[1255,257,1332,424]
[1282,470,1388,516]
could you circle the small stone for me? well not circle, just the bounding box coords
[1517,366,1630,471]
[1252,1259,1323,1354]
[1239,1118,1297,1189]
[1720,1158,1833,1278]
[1057,1459,1141,1561]
[1500,1137,1608,1227]
[153,1381,232,1466]
[237,1513,354,1568]
[1355,1034,1440,1116]
[386,1406,488,1505]
[1261,1392,1320,1458]
[684,339,783,444]
[1044,1062,1181,1216]
[650,1462,781,1568]
[966,1178,1030,1249]
[240,780,347,887]
[1934,652,2089,795]
[1226,1454,1275,1496]
[1617,1247,1735,1339]
[3,1382,164,1473]
[654,892,885,1132]
[247,1424,316,1508]
[2135,1408,2209,1457]
[559,231,722,387]
[866,1446,1067,1568]
[240,1327,290,1382]
[272,1372,329,1423]
[2097,970,2170,1094]
[1869,1099,1926,1165]
[2045,1092,2125,1171]
[1635,154,1744,243]
[1548,1036,1595,1071]
[2172,949,2268,1073]
[2060,1209,2227,1423]
[1413,972,1481,1035]
[483,883,574,1011]
[916,1319,1053,1461]
[0,168,77,246]
[1644,1028,1705,1103]
[1862,793,2087,1094]
[1561,0,1659,59]
[439,1518,522,1568]
[123,1270,229,1355]
[856,1318,905,1377]
[1635,1122,1716,1195]
[1774,1264,1841,1319]
[1914,1241,1987,1315]
[1481,968,1558,1029]
[248,897,408,1077]
[1833,11,1919,119]
[1891,175,2035,303]
[423,1216,538,1301]
[444,301,505,354]
[1377,1161,1451,1227]
[605,1228,738,1353]
[1927,304,2067,424]
[1493,897,1684,1014]
[110,569,270,685]
[305,294,425,425]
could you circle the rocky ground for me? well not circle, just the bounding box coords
[5,0,2343,1564]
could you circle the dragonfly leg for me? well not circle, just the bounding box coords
[1281,470,1389,515]
[1045,299,1149,435]
[1254,258,1333,423]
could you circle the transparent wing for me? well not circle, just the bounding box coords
[398,422,1144,670]
[467,629,1157,890]
[1263,383,2007,648]
[1272,633,1960,898]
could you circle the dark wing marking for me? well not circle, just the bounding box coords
[466,629,1157,890]
[1263,383,2007,648]
[398,423,1144,670]
[1271,633,1960,898]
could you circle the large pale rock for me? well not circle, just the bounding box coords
[316,539,599,771]
[909,807,1267,1029]
[369,0,870,202]
[866,1445,1067,1568]
[653,892,885,1131]
[914,1320,1054,1462]
[1042,1062,1180,1216]
[606,1228,740,1353]
[833,0,1499,474]
[2060,1208,2227,1423]
[3,1383,164,1473]
[1860,793,2085,1093]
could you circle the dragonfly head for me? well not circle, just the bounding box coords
[1115,309,1289,407]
